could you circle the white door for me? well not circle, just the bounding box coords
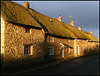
[61,49,64,58]
[77,46,79,56]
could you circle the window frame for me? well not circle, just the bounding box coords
[25,27,30,33]
[24,45,32,55]
[77,39,79,41]
[49,36,54,42]
[67,38,70,43]
[77,45,80,55]
[67,46,70,53]
[48,46,54,55]
[82,46,84,51]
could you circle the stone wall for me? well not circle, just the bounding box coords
[2,21,45,67]
[75,39,87,57]
[44,35,75,60]
[75,39,98,57]
[1,21,98,68]
[44,35,98,61]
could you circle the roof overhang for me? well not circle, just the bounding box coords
[60,43,73,49]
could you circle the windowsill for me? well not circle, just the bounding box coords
[49,54,53,55]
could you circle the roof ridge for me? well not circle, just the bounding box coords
[1,1,42,28]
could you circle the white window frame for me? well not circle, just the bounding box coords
[77,39,79,41]
[67,38,70,42]
[49,36,54,42]
[48,46,54,55]
[24,45,32,55]
[92,42,94,44]
[77,45,80,55]
[67,46,70,53]
[82,46,84,51]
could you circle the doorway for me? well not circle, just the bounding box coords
[61,48,64,59]
[77,46,79,56]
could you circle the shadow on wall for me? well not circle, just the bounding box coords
[1,41,45,69]
[1,41,99,70]
[83,45,99,56]
[43,42,75,62]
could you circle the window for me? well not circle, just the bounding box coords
[48,47,54,55]
[77,46,79,55]
[67,47,70,53]
[82,46,84,51]
[67,39,70,42]
[24,45,31,55]
[77,39,79,41]
[49,36,54,42]
[26,27,30,33]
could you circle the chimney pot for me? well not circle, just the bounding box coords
[58,15,62,22]
[23,2,29,9]
[78,26,82,31]
[90,31,93,34]
[70,20,74,26]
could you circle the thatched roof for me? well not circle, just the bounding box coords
[28,8,78,38]
[80,31,98,42]
[63,23,88,39]
[28,8,98,41]
[1,1,41,28]
[29,8,89,39]
[1,1,98,42]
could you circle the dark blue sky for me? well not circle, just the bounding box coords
[14,1,99,38]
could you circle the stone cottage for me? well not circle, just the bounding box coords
[1,1,99,68]
[1,1,46,67]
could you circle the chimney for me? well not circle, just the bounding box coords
[70,20,74,26]
[90,31,93,34]
[58,15,62,22]
[23,2,29,9]
[78,26,82,31]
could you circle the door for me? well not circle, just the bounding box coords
[61,48,64,58]
[77,46,79,56]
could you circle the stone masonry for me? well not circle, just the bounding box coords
[2,21,45,67]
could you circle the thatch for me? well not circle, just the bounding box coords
[80,31,98,42]
[29,8,89,39]
[28,8,77,38]
[63,23,88,39]
[1,1,41,28]
[1,1,98,42]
